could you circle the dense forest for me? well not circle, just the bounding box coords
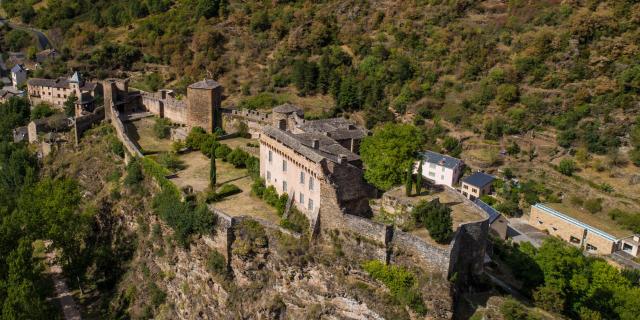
[2,0,639,154]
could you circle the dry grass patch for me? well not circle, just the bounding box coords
[124,117,173,154]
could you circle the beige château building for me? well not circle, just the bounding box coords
[27,72,99,116]
[258,105,372,221]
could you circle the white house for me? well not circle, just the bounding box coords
[416,151,464,188]
[11,64,27,88]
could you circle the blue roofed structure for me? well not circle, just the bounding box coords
[418,150,463,169]
[474,199,501,224]
[462,172,495,188]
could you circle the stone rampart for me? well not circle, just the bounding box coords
[141,92,188,125]
[221,108,271,138]
[391,229,451,274]
[74,106,105,144]
[111,107,143,159]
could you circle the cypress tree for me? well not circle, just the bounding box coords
[416,160,423,196]
[405,162,413,197]
[210,145,217,189]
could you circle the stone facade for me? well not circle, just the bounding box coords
[186,80,223,133]
[27,72,99,114]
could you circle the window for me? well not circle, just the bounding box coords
[266,171,271,181]
[569,236,581,244]
[440,175,444,180]
[268,150,272,163]
[308,199,314,211]
[282,160,287,172]
[300,171,305,184]
[430,163,436,169]
[623,243,634,252]
[586,243,598,252]
[299,193,305,204]
[538,220,543,225]
[472,188,478,193]
[309,177,314,191]
[442,166,445,171]
[463,185,468,190]
[552,227,557,231]
[428,172,435,177]
[282,181,287,192]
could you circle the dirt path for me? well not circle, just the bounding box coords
[46,252,82,320]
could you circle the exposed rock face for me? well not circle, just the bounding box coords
[114,212,454,320]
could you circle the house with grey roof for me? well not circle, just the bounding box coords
[27,71,99,115]
[461,172,495,200]
[10,64,27,88]
[474,199,508,240]
[260,125,374,220]
[416,150,464,188]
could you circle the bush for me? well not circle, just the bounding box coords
[496,84,519,106]
[584,198,602,214]
[500,298,530,320]
[206,184,242,202]
[280,208,309,233]
[30,104,56,120]
[412,200,453,243]
[153,118,171,139]
[109,137,125,158]
[362,260,427,315]
[558,159,576,176]
[206,250,227,276]
[226,148,249,168]
[251,178,266,197]
[157,152,185,171]
[124,159,144,187]
[215,144,232,159]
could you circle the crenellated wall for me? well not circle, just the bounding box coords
[141,92,188,125]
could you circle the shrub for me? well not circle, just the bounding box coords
[500,298,529,320]
[124,159,144,187]
[226,148,249,168]
[153,118,171,139]
[206,184,242,203]
[362,260,427,315]
[109,137,125,158]
[558,159,576,176]
[30,103,56,120]
[215,144,232,160]
[280,208,309,234]
[412,200,453,244]
[251,178,266,197]
[584,198,602,214]
[206,250,227,276]
[157,152,185,171]
[496,84,519,106]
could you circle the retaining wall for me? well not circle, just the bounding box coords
[74,107,105,145]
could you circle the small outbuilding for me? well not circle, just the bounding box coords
[461,172,495,200]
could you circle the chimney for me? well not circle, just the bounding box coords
[338,154,348,164]
[312,139,320,149]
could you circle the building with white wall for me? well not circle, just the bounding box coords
[416,151,464,188]
[10,64,27,88]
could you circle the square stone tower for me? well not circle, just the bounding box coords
[187,79,223,133]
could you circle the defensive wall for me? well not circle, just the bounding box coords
[141,91,188,125]
[221,108,271,138]
[74,106,105,145]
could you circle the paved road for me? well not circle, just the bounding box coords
[0,18,53,50]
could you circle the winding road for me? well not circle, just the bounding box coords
[0,18,54,50]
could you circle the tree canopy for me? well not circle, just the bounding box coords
[360,123,425,190]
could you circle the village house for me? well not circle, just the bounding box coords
[260,125,373,219]
[529,203,639,257]
[27,72,99,115]
[0,87,23,103]
[10,64,27,87]
[461,172,495,200]
[416,150,464,188]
